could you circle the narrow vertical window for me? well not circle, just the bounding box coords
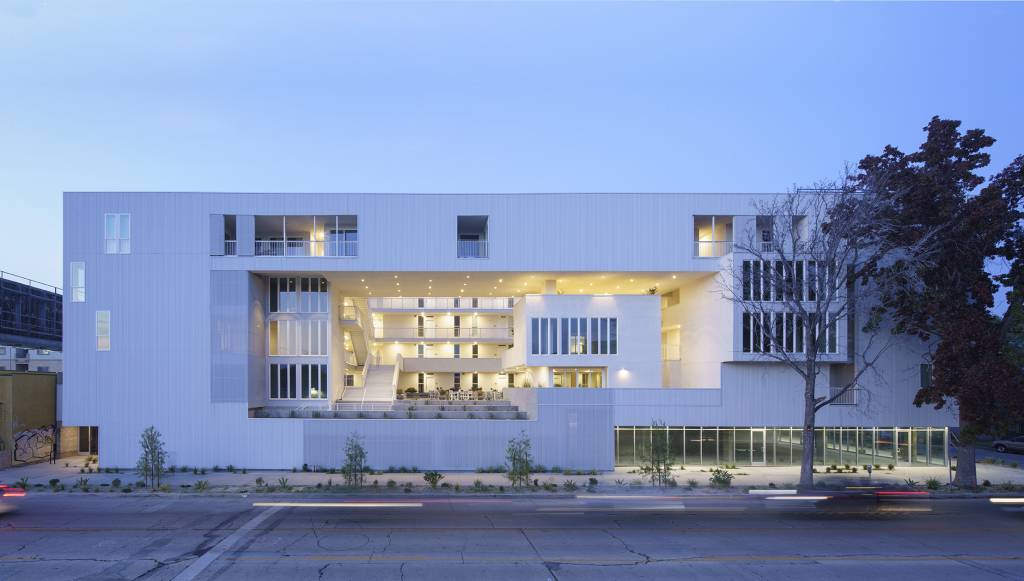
[742,261,751,300]
[270,363,279,399]
[827,313,838,353]
[472,344,479,359]
[288,364,297,398]
[609,318,617,354]
[742,312,751,352]
[454,344,461,359]
[549,317,557,355]
[301,364,311,398]
[806,261,817,301]
[540,318,549,354]
[795,261,805,301]
[774,261,784,302]
[531,318,539,355]
[561,318,569,354]
[70,262,86,302]
[590,318,599,355]
[784,313,794,352]
[320,365,328,399]
[95,310,110,351]
[580,317,588,354]
[774,312,784,352]
[600,318,608,354]
[795,315,805,353]
[752,313,762,353]
[752,261,762,301]
[454,372,461,390]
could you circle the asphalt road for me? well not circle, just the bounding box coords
[1,492,1023,580]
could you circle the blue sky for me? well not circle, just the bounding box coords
[1,1,1022,289]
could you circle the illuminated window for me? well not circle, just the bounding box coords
[70,262,85,302]
[104,213,130,254]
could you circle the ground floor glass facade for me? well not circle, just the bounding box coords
[614,426,948,467]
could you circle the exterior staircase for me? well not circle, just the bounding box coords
[337,363,396,408]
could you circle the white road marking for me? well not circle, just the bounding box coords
[172,506,283,581]
[252,502,422,508]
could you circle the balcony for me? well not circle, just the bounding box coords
[400,356,503,373]
[369,296,514,311]
[255,240,358,257]
[375,326,512,340]
[457,239,488,259]
[693,240,733,258]
[829,386,857,405]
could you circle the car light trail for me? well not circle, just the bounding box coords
[252,502,422,508]
[749,489,796,495]
[989,498,1024,505]
[764,496,831,501]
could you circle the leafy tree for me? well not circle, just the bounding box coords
[638,421,673,487]
[857,117,1024,487]
[342,433,367,487]
[505,432,532,488]
[136,426,167,489]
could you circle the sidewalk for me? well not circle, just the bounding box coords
[3,456,1022,493]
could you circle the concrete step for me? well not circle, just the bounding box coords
[327,410,527,420]
[392,402,518,412]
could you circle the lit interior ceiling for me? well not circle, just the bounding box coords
[261,272,712,297]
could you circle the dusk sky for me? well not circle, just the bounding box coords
[1,1,1021,289]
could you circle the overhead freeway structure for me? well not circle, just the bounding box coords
[0,271,62,352]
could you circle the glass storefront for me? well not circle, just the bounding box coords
[614,426,948,467]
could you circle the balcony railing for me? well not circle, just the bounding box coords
[255,240,358,257]
[369,296,514,310]
[457,239,488,259]
[374,326,512,340]
[829,386,857,405]
[340,305,359,320]
[224,240,237,255]
[693,240,733,257]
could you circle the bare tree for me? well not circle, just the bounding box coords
[720,177,932,488]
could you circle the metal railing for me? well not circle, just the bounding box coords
[369,296,514,310]
[829,386,857,405]
[693,240,733,257]
[457,239,488,259]
[374,326,513,339]
[340,305,358,320]
[223,240,237,255]
[255,240,358,257]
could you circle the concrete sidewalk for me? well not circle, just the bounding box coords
[3,455,1022,493]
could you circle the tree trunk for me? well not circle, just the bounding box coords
[799,375,817,489]
[953,420,977,488]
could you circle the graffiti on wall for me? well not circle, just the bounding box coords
[14,425,56,464]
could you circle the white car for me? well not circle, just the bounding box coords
[992,436,1024,454]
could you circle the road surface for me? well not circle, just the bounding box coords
[1,492,1022,580]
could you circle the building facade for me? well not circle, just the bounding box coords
[62,192,955,470]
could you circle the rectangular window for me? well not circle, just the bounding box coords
[806,261,817,301]
[795,261,805,301]
[773,261,784,302]
[742,261,751,301]
[610,318,617,354]
[774,312,784,352]
[95,310,110,351]
[345,374,355,387]
[561,318,569,354]
[472,373,479,389]
[104,213,131,254]
[70,262,86,302]
[549,317,557,355]
[453,372,461,390]
[600,318,608,354]
[301,364,311,398]
[752,261,762,301]
[270,363,280,398]
[417,344,425,357]
[590,318,599,355]
[453,315,461,337]
[531,318,539,355]
[580,317,588,354]
[453,344,461,359]
[827,313,838,353]
[920,363,933,388]
[784,313,794,352]
[288,365,297,398]
[418,373,425,390]
[472,344,479,359]
[540,318,549,354]
[752,313,762,353]
[795,315,804,353]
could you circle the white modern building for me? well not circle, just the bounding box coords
[62,192,956,471]
[0,346,62,373]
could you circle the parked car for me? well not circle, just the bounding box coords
[992,436,1024,454]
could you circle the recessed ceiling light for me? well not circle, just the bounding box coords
[394,275,398,279]
[360,279,365,282]
[672,275,677,279]
[466,275,470,279]
[498,278,503,283]
[629,279,635,283]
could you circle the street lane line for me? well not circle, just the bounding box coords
[749,489,796,495]
[172,506,282,581]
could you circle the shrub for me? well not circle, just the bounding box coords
[135,480,146,488]
[904,478,919,487]
[687,479,699,489]
[531,464,547,473]
[423,471,444,488]
[563,480,578,491]
[111,478,122,488]
[387,480,397,488]
[588,477,598,487]
[255,477,266,487]
[342,434,368,488]
[49,478,60,488]
[122,488,132,493]
[1000,481,1016,491]
[213,465,222,473]
[982,479,992,487]
[195,480,210,492]
[887,464,894,471]
[441,482,450,488]
[15,477,29,489]
[159,484,171,492]
[709,469,734,489]
[505,432,533,488]
[277,477,290,490]
[925,478,941,490]
[77,477,89,489]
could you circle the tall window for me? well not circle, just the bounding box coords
[70,262,85,302]
[453,372,461,390]
[269,363,327,399]
[453,344,461,359]
[104,213,130,254]
[269,320,329,356]
[95,310,110,351]
[920,364,933,388]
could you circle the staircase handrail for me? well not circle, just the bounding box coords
[391,354,402,404]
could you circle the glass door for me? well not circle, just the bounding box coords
[750,429,767,465]
[897,429,912,465]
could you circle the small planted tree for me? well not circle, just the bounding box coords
[505,431,532,488]
[136,426,167,490]
[342,433,367,488]
[638,420,673,487]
